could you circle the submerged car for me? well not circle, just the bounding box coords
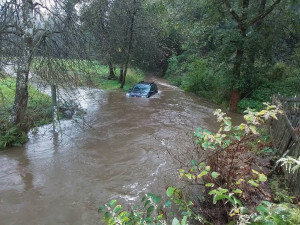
[126,81,158,98]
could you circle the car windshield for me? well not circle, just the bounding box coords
[132,84,150,92]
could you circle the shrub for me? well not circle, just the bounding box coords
[251,202,300,225]
[0,126,28,149]
[181,59,211,94]
[238,63,300,111]
[238,99,264,111]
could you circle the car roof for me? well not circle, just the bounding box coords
[137,81,156,85]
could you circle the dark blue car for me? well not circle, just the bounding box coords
[126,81,158,98]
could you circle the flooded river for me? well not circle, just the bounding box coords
[0,79,237,225]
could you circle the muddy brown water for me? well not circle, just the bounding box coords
[0,79,240,225]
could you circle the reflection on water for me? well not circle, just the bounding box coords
[0,79,240,225]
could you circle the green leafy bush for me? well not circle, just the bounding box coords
[164,55,186,87]
[0,126,28,149]
[251,201,300,225]
[238,99,264,111]
[181,59,211,94]
[238,63,300,111]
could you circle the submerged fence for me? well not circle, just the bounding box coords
[271,95,300,195]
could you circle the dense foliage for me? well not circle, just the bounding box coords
[161,0,300,111]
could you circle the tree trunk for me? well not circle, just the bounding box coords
[118,66,124,83]
[230,42,244,112]
[10,0,34,124]
[107,60,116,80]
[120,0,137,89]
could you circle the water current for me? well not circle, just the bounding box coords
[0,79,240,225]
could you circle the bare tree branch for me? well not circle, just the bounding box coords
[248,0,281,27]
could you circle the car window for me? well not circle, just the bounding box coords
[133,84,150,92]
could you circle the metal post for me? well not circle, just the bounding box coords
[51,84,58,133]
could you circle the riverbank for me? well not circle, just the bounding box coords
[0,62,144,149]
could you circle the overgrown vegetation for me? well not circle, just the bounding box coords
[165,55,300,111]
[98,105,300,224]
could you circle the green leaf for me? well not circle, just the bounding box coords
[224,126,231,132]
[233,189,242,194]
[198,162,205,169]
[233,196,243,207]
[213,194,229,204]
[261,201,272,207]
[145,217,153,223]
[172,217,181,225]
[107,217,115,225]
[164,199,172,208]
[144,200,151,208]
[148,193,161,204]
[239,123,246,130]
[236,179,244,185]
[208,189,217,195]
[166,187,176,197]
[205,183,214,187]
[205,166,211,171]
[256,205,270,215]
[190,166,197,172]
[182,211,191,216]
[258,173,267,182]
[202,142,208,150]
[224,120,232,126]
[185,173,192,180]
[211,172,219,178]
[157,213,164,220]
[181,216,188,225]
[249,125,258,135]
[191,159,197,165]
[197,170,208,178]
[147,206,154,215]
[113,205,122,214]
[248,180,259,187]
[118,211,128,220]
[98,205,106,214]
[103,212,110,222]
[108,199,117,208]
